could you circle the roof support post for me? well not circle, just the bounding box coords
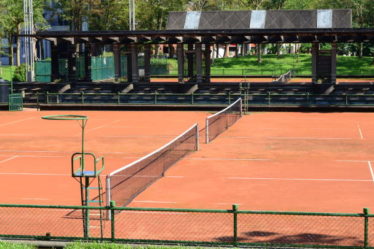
[312,43,318,84]
[51,41,59,82]
[204,44,211,83]
[67,43,78,82]
[187,44,194,79]
[130,44,139,83]
[331,42,337,85]
[177,43,184,84]
[144,44,151,83]
[196,43,203,83]
[113,43,121,82]
[84,43,92,82]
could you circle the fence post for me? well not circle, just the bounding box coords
[110,201,116,241]
[191,93,194,105]
[117,92,120,104]
[268,92,271,106]
[345,95,349,105]
[228,92,231,104]
[46,91,49,104]
[364,208,369,248]
[233,204,238,246]
[81,92,84,104]
[154,93,158,104]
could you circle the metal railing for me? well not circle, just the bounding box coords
[32,92,374,107]
[0,203,371,248]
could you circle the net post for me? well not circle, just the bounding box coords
[364,208,369,248]
[106,175,112,219]
[240,98,243,117]
[195,124,199,151]
[205,118,209,144]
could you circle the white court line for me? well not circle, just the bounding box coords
[0,149,64,153]
[87,120,121,132]
[225,136,353,140]
[368,161,374,182]
[22,198,49,201]
[0,117,35,128]
[357,124,364,140]
[0,156,18,164]
[228,177,371,182]
[104,135,175,139]
[188,157,270,161]
[165,176,185,178]
[133,200,177,204]
[267,136,353,140]
[337,160,370,163]
[0,172,69,176]
[216,202,241,206]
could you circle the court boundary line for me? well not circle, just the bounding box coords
[227,177,371,182]
[0,117,35,128]
[368,161,374,182]
[357,123,364,140]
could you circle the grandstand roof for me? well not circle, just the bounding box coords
[30,28,374,44]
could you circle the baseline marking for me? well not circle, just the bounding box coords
[0,117,35,128]
[357,124,364,140]
[228,177,371,182]
[368,161,374,182]
[87,120,121,133]
[133,200,177,204]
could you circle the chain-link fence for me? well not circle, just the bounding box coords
[0,204,371,248]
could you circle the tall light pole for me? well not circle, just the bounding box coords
[23,0,34,82]
[129,0,135,30]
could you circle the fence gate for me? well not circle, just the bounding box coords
[9,93,23,111]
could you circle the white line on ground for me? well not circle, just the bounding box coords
[188,157,270,161]
[0,155,18,164]
[132,200,177,204]
[104,135,175,139]
[267,136,353,140]
[336,160,371,163]
[165,176,185,178]
[216,203,241,206]
[22,198,49,201]
[0,117,35,128]
[0,172,69,176]
[87,120,121,132]
[0,150,64,153]
[227,177,371,182]
[368,161,374,182]
[357,124,364,140]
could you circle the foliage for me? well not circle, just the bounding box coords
[12,64,26,82]
[0,241,35,249]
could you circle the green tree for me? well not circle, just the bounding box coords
[0,0,47,65]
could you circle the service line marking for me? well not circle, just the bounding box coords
[188,157,270,161]
[368,161,374,182]
[228,177,371,182]
[357,123,364,140]
[0,156,18,164]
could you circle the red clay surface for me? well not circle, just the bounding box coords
[1,110,374,245]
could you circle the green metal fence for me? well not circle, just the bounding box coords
[38,92,374,107]
[8,93,23,111]
[0,203,372,248]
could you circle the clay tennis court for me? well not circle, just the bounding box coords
[1,109,374,245]
[1,110,374,211]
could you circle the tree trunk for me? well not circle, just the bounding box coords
[9,35,14,66]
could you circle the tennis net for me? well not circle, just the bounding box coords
[206,98,242,143]
[106,124,199,207]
